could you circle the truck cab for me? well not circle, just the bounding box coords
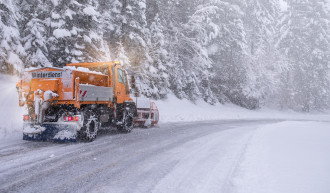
[66,61,132,105]
[112,64,131,104]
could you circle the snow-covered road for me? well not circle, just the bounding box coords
[1,120,329,193]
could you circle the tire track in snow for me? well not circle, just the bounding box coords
[49,123,235,193]
[150,125,259,193]
[0,125,207,192]
[220,125,259,193]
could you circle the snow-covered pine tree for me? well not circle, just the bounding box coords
[155,0,195,25]
[277,0,330,111]
[145,0,218,102]
[243,0,282,107]
[245,0,279,56]
[47,0,109,67]
[199,0,252,107]
[115,0,158,98]
[99,0,122,59]
[20,0,51,68]
[117,0,150,67]
[0,0,24,74]
[179,5,218,103]
[145,0,183,99]
[147,14,170,99]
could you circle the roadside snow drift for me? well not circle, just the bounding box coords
[0,75,25,139]
[156,95,330,123]
[229,121,330,193]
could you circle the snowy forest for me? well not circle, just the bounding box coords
[0,0,329,111]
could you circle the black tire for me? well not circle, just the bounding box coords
[78,110,99,142]
[117,107,134,133]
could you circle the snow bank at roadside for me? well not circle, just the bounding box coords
[229,121,330,193]
[0,75,26,139]
[157,94,330,123]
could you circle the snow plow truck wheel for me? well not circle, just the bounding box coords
[117,108,134,133]
[78,111,99,142]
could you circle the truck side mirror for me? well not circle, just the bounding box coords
[130,75,136,90]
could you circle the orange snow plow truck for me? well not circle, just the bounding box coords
[16,61,157,142]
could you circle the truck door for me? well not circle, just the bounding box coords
[115,66,130,103]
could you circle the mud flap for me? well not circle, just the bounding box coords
[23,123,79,143]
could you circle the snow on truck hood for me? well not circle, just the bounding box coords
[63,66,104,75]
[24,66,105,75]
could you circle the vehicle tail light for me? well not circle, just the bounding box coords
[23,115,30,121]
[64,116,80,122]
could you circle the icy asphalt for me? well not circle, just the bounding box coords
[0,120,279,193]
